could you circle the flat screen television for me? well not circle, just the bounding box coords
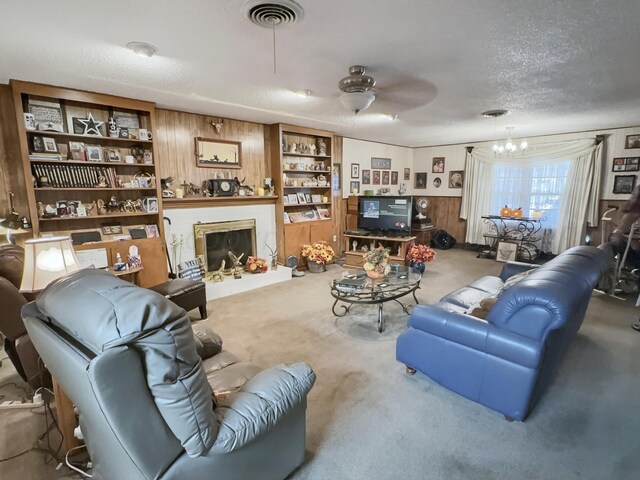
[357,196,412,234]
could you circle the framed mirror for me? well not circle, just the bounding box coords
[195,137,242,169]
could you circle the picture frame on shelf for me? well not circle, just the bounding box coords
[372,170,380,185]
[625,135,640,149]
[113,111,140,130]
[28,98,64,132]
[362,169,371,184]
[391,171,398,185]
[101,224,123,235]
[311,194,322,203]
[371,157,391,170]
[55,200,68,216]
[297,192,307,204]
[69,141,85,161]
[141,197,158,213]
[107,148,122,162]
[144,224,160,238]
[195,137,242,168]
[613,174,636,194]
[432,157,445,173]
[139,129,150,141]
[351,163,360,178]
[143,150,153,164]
[283,195,289,204]
[404,167,410,180]
[316,207,331,219]
[284,212,291,223]
[449,170,464,188]
[32,136,45,153]
[305,193,313,203]
[85,145,104,162]
[415,172,427,189]
[382,171,390,185]
[350,181,360,194]
[287,193,298,204]
[42,137,57,153]
[612,157,639,172]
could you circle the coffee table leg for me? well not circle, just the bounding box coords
[378,303,384,333]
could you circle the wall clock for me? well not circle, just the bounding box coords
[209,178,237,196]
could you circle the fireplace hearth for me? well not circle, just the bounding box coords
[194,219,256,272]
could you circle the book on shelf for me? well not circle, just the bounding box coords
[283,212,291,224]
[316,207,330,219]
[32,163,118,188]
[29,153,65,161]
[288,211,305,223]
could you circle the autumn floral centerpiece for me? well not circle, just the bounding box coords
[245,256,268,273]
[363,245,391,279]
[406,243,436,274]
[301,240,335,272]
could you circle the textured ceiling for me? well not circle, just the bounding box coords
[1,0,639,147]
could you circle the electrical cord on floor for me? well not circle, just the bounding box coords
[62,445,92,478]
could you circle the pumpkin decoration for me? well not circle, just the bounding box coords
[511,207,523,218]
[500,205,512,217]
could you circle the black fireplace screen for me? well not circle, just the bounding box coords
[204,229,254,271]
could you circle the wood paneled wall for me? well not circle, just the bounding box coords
[332,136,345,254]
[154,109,271,190]
[0,85,26,218]
[425,196,467,243]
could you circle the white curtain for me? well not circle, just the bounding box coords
[460,139,601,253]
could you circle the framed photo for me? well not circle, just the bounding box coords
[311,194,322,203]
[113,112,140,129]
[42,137,58,153]
[391,171,398,185]
[101,224,123,235]
[371,157,391,170]
[496,242,518,262]
[305,193,313,203]
[287,193,298,204]
[351,163,360,178]
[449,170,464,188]
[32,136,45,153]
[143,150,153,165]
[316,207,331,219]
[625,135,640,149]
[382,171,390,185]
[107,148,121,162]
[404,167,410,180]
[195,137,241,168]
[69,142,85,161]
[283,212,291,224]
[283,195,289,204]
[612,157,639,172]
[432,157,445,173]
[433,177,442,188]
[613,174,637,194]
[350,181,360,194]
[144,224,160,238]
[297,192,307,204]
[362,169,371,184]
[85,145,104,162]
[28,99,64,132]
[414,172,427,189]
[372,170,381,185]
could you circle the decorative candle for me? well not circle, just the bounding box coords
[257,187,265,196]
[322,196,329,203]
[175,188,184,199]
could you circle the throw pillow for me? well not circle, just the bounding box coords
[467,296,498,319]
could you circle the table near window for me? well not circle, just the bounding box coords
[477,215,542,262]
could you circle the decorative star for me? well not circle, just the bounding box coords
[78,113,104,136]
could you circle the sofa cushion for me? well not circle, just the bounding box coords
[440,286,491,309]
[468,276,504,295]
[193,325,223,359]
[502,268,537,291]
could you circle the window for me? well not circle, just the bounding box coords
[491,161,570,230]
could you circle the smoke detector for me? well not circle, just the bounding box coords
[245,0,304,27]
[481,109,511,118]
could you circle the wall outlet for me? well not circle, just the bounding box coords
[332,235,337,242]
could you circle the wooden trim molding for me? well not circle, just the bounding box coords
[162,195,278,209]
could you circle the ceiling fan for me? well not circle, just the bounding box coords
[338,65,376,115]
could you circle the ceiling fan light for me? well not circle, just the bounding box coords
[294,89,311,97]
[126,42,158,58]
[339,92,375,115]
[520,139,528,150]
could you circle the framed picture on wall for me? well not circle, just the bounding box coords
[351,163,360,178]
[371,157,391,169]
[382,171,390,185]
[449,170,464,188]
[613,174,636,194]
[195,137,241,168]
[350,181,360,194]
[625,135,640,149]
[612,157,640,172]
[372,170,381,185]
[414,172,427,189]
[432,157,445,173]
[391,171,398,185]
[404,167,410,180]
[496,242,518,262]
[362,169,371,184]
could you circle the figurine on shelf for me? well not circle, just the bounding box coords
[228,251,245,279]
[96,176,108,188]
[96,199,107,215]
[108,117,118,138]
[36,202,45,218]
[127,245,142,268]
[86,201,97,216]
[309,143,317,155]
[209,260,226,282]
[107,196,119,213]
[161,176,175,198]
[265,242,279,271]
[290,142,298,153]
[114,253,127,272]
[317,137,327,156]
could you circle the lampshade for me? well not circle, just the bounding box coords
[339,91,375,115]
[20,236,81,292]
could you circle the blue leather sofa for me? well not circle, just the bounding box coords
[396,246,610,420]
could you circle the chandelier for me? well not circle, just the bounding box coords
[492,126,528,154]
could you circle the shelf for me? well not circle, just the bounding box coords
[282,169,331,173]
[284,202,330,207]
[27,130,152,145]
[285,218,332,225]
[282,152,330,159]
[39,212,158,221]
[30,159,155,167]
[283,186,331,190]
[162,195,278,209]
[35,187,157,192]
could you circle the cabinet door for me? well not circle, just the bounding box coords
[109,238,168,288]
[310,221,334,244]
[284,223,310,266]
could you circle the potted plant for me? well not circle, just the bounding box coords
[406,243,436,274]
[301,240,335,273]
[363,245,391,279]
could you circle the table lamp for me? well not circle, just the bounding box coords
[20,236,81,293]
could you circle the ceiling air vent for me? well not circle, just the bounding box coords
[246,0,304,28]
[481,109,511,118]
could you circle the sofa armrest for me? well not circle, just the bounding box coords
[408,305,543,369]
[499,261,540,281]
[211,363,316,453]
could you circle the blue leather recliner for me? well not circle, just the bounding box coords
[396,246,611,420]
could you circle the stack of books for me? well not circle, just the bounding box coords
[32,163,118,188]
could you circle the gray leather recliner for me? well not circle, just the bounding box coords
[22,268,316,480]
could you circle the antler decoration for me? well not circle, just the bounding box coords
[211,118,224,134]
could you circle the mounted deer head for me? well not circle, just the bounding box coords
[211,118,224,134]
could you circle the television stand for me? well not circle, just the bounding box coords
[343,232,416,269]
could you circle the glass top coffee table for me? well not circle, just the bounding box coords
[330,267,422,333]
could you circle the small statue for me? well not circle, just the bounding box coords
[265,242,279,271]
[317,137,327,156]
[132,199,143,211]
[209,260,226,282]
[149,174,156,188]
[290,142,298,153]
[161,176,175,198]
[228,251,245,279]
[86,201,97,216]
[352,240,357,252]
[107,196,119,213]
[96,175,108,188]
[97,199,107,215]
[36,202,45,218]
[309,144,316,155]
[108,117,118,138]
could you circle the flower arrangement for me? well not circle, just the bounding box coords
[245,256,268,273]
[301,240,335,264]
[406,244,436,264]
[363,245,391,276]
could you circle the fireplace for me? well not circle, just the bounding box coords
[194,219,256,272]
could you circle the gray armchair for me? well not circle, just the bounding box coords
[22,268,315,480]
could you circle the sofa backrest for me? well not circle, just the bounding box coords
[487,246,610,341]
[28,268,217,458]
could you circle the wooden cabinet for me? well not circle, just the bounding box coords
[269,124,335,267]
[11,80,168,285]
[343,233,416,269]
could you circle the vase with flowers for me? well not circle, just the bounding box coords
[406,243,436,274]
[301,240,335,273]
[363,245,391,279]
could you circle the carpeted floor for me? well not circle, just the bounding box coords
[1,249,639,479]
